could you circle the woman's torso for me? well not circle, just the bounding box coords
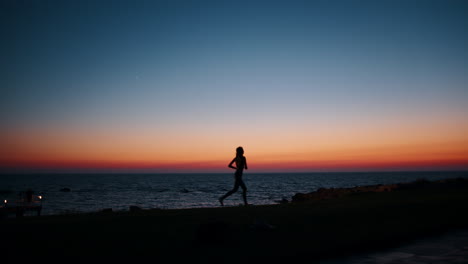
[235,156,245,171]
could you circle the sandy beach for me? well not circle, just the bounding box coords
[1,178,468,263]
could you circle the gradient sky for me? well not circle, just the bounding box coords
[1,0,468,172]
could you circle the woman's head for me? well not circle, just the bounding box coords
[236,146,244,156]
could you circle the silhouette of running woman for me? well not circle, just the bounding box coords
[219,146,248,206]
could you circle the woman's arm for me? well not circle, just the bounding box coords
[244,157,248,170]
[228,158,237,170]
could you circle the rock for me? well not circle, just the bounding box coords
[180,188,190,193]
[291,178,468,203]
[60,188,71,192]
[129,205,142,212]
[292,183,401,203]
[274,198,289,204]
[375,184,398,192]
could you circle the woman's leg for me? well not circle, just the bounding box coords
[239,180,248,205]
[219,180,240,206]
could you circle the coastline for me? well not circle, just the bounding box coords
[2,170,467,215]
[2,177,468,263]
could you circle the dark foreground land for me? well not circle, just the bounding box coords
[2,178,468,263]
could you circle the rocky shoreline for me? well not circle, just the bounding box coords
[2,176,468,263]
[292,177,468,202]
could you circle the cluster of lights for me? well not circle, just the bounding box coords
[2,196,44,207]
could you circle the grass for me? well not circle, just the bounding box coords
[1,179,468,263]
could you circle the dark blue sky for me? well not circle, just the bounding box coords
[3,0,467,123]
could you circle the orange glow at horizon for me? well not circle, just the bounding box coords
[2,113,468,171]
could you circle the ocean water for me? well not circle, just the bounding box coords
[1,171,467,215]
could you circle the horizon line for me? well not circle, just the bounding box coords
[1,169,467,175]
